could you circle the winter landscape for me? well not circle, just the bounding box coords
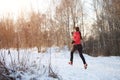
[0,0,120,80]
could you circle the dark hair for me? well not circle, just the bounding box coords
[75,27,79,31]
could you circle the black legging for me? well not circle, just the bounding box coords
[70,44,86,64]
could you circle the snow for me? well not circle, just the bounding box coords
[0,47,120,80]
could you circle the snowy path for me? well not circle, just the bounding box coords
[46,48,120,80]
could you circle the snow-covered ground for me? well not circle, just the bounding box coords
[0,47,120,80]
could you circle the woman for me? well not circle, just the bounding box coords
[69,27,87,69]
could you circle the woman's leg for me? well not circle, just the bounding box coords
[77,44,86,64]
[70,45,76,64]
[77,44,87,69]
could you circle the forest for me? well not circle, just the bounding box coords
[0,0,120,56]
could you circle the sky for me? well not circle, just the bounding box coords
[0,0,51,19]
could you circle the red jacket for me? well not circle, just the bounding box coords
[73,31,81,45]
